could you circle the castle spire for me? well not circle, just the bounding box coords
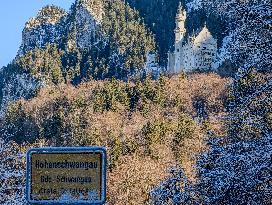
[178,2,183,13]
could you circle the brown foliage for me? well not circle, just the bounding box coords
[1,73,230,204]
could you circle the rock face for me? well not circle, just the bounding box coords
[76,0,104,23]
[1,1,104,117]
[18,0,104,55]
[67,0,104,51]
[19,6,68,55]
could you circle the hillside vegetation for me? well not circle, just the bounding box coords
[151,69,272,204]
[0,0,271,204]
[0,73,230,204]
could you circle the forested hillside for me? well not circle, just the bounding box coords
[150,1,272,204]
[1,73,230,204]
[151,69,272,204]
[0,0,271,204]
[0,0,155,116]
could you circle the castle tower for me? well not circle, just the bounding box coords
[173,2,187,73]
[175,2,186,43]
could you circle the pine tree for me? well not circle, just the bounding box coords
[16,44,65,85]
[102,0,156,79]
[227,67,272,141]
[150,67,272,204]
[126,0,183,66]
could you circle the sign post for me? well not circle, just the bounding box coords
[26,147,106,204]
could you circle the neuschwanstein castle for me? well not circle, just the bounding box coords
[167,4,217,73]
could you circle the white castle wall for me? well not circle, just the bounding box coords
[168,5,217,74]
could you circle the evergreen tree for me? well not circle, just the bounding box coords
[87,0,156,79]
[16,44,65,85]
[150,67,272,204]
[126,0,183,66]
[187,0,272,72]
[227,67,272,141]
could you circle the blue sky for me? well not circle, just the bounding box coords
[0,0,75,67]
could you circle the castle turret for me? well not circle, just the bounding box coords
[175,2,186,43]
[173,2,187,73]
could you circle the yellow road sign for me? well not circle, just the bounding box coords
[26,147,106,204]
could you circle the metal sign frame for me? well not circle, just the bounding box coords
[26,147,107,204]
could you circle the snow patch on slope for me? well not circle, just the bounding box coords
[186,0,203,13]
[72,0,103,49]
[0,74,42,117]
[25,5,68,29]
[19,6,68,55]
[77,0,104,23]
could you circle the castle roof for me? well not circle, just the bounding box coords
[194,25,217,44]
